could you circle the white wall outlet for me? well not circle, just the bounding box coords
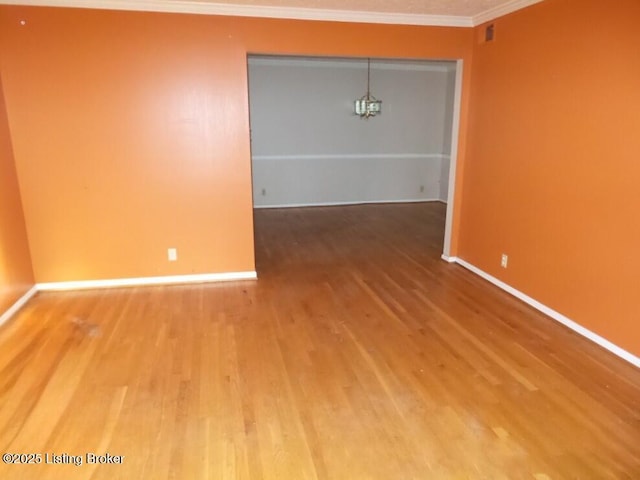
[420,185,425,193]
[261,188,266,196]
[168,248,177,262]
[501,253,508,268]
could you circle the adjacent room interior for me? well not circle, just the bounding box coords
[248,55,456,209]
[248,54,457,273]
[0,0,639,478]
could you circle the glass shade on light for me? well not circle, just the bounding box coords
[354,96,382,118]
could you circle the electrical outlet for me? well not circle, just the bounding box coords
[501,254,508,268]
[261,188,266,196]
[168,248,177,262]
[420,185,425,193]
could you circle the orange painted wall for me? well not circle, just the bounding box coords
[0,74,34,314]
[0,7,473,283]
[460,0,640,356]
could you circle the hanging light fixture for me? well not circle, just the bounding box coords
[354,58,382,119]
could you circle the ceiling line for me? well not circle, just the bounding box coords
[0,0,544,27]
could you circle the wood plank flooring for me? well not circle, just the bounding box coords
[0,202,638,479]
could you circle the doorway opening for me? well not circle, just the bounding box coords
[247,55,463,273]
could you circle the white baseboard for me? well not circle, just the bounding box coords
[37,271,258,291]
[255,198,442,209]
[453,258,639,368]
[7,258,638,368]
[0,286,38,328]
[0,272,258,325]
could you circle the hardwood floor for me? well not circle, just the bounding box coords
[1,202,638,479]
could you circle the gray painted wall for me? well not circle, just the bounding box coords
[248,56,456,207]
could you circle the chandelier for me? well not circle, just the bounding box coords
[354,58,382,119]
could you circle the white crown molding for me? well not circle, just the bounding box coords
[452,258,640,369]
[0,0,545,27]
[0,286,38,328]
[472,0,544,26]
[37,271,257,291]
[0,0,474,26]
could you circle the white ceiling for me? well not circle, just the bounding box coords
[0,0,544,26]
